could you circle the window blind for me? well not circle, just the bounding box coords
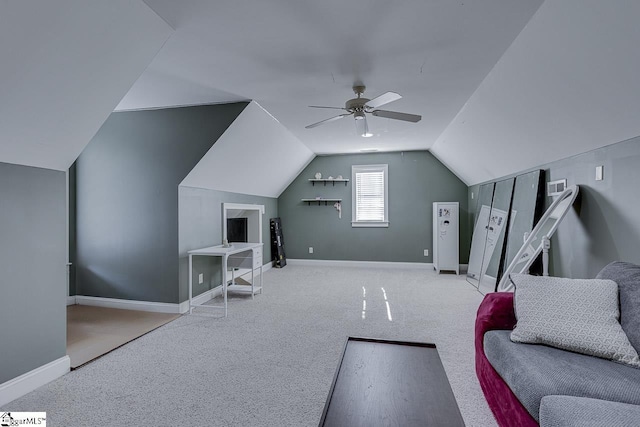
[355,171,385,221]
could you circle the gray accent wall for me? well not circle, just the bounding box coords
[0,162,67,384]
[278,151,470,263]
[73,103,248,304]
[178,186,277,302]
[469,136,640,279]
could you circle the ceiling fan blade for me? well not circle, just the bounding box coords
[305,113,351,129]
[309,105,347,110]
[365,91,402,109]
[371,109,422,123]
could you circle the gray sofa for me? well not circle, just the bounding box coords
[478,261,640,426]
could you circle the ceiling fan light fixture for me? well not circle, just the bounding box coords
[354,114,373,137]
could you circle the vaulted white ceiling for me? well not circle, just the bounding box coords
[117,0,544,162]
[431,0,640,184]
[4,1,640,187]
[0,0,173,171]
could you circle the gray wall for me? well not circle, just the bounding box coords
[74,103,248,304]
[278,151,470,263]
[178,186,277,302]
[68,164,76,296]
[469,136,640,279]
[0,162,67,384]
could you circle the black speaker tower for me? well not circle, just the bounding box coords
[270,217,287,268]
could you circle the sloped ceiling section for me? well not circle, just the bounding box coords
[120,0,544,156]
[431,0,640,185]
[0,0,173,171]
[181,101,315,197]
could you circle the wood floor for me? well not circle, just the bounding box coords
[67,305,180,369]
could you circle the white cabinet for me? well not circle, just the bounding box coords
[433,202,459,274]
[228,246,262,271]
[252,246,262,270]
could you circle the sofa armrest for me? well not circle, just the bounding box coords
[476,292,517,340]
[475,292,537,427]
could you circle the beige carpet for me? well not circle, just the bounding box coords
[12,267,496,426]
[67,305,180,368]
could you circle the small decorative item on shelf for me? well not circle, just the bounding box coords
[334,201,342,219]
[315,196,322,200]
[315,172,322,179]
[327,176,334,180]
[337,175,343,180]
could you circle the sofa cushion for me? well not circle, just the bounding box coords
[596,261,640,353]
[510,274,640,368]
[484,330,640,421]
[539,395,640,427]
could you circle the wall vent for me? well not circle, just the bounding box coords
[547,179,567,196]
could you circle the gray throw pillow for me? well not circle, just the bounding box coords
[510,273,640,368]
[596,261,640,353]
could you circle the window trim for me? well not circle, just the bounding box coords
[351,164,389,228]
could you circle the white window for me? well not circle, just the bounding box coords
[352,164,389,228]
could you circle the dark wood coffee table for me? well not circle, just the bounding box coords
[319,337,465,427]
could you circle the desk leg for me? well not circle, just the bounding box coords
[251,264,255,299]
[223,254,228,317]
[188,254,193,314]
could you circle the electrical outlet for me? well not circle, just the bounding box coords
[424,249,429,257]
[309,247,314,254]
[198,273,204,284]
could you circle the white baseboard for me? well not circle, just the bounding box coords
[75,262,274,315]
[76,290,225,315]
[287,259,436,270]
[0,356,70,407]
[66,296,76,306]
[178,287,223,314]
[75,295,182,314]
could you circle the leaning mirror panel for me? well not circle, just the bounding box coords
[477,178,515,294]
[467,170,545,294]
[467,183,496,289]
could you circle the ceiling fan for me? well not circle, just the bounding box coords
[305,85,421,137]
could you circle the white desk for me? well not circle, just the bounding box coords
[188,242,263,317]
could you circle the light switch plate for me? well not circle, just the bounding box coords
[595,165,604,181]
[198,273,203,284]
